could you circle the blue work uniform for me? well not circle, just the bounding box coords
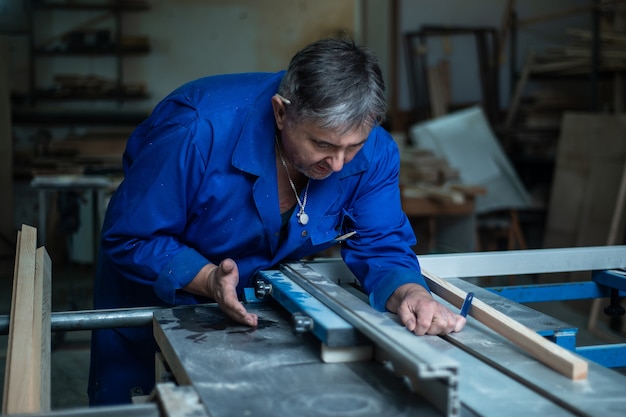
[88,71,427,405]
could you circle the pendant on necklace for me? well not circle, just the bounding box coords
[297,211,309,225]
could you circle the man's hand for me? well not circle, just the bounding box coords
[185,259,258,327]
[386,283,465,335]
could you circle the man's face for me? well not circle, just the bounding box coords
[280,120,369,180]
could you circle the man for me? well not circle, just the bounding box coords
[88,38,466,405]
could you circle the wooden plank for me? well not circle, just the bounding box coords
[2,225,38,414]
[544,113,626,249]
[588,159,626,331]
[505,49,535,128]
[426,61,449,118]
[422,269,589,380]
[33,247,52,412]
[498,0,515,64]
[153,383,209,417]
[1,226,51,414]
[2,231,20,411]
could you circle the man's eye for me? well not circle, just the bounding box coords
[315,142,332,149]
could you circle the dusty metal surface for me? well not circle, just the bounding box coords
[153,303,442,417]
[445,318,626,417]
[301,260,626,417]
[152,258,626,417]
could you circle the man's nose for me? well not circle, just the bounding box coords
[327,150,346,172]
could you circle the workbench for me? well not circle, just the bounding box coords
[30,174,113,262]
[150,252,626,417]
[2,244,626,417]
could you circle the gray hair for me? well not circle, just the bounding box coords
[277,38,387,135]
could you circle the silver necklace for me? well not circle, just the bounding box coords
[276,138,310,225]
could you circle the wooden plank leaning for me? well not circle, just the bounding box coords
[2,224,52,414]
[422,269,589,380]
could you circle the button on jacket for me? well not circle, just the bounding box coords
[89,71,427,405]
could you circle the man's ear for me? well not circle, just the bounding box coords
[271,94,287,129]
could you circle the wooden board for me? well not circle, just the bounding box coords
[2,225,52,414]
[544,113,626,249]
[33,246,52,412]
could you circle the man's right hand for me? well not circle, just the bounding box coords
[184,259,258,327]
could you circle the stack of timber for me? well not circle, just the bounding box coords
[533,28,626,76]
[399,148,464,204]
[398,146,485,206]
[507,21,626,132]
[501,9,626,210]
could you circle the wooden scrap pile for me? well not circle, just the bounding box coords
[399,148,481,204]
[400,148,459,185]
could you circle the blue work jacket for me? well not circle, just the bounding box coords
[89,71,426,405]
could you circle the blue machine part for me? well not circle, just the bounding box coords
[255,270,365,347]
[486,269,626,368]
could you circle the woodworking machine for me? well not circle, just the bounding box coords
[4,247,626,417]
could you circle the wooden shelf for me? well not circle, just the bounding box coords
[25,0,151,106]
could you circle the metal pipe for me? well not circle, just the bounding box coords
[0,303,217,335]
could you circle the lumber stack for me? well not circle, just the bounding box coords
[532,28,626,76]
[507,19,626,132]
[399,148,470,204]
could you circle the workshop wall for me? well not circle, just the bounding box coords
[9,0,357,113]
[129,0,357,111]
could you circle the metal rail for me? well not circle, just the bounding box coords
[417,246,626,278]
[279,262,461,417]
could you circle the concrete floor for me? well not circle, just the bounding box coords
[0,251,625,412]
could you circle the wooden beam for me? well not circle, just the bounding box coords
[422,269,589,380]
[2,225,52,414]
[426,61,449,119]
[505,49,535,128]
[3,225,38,414]
[498,0,515,64]
[33,246,52,412]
